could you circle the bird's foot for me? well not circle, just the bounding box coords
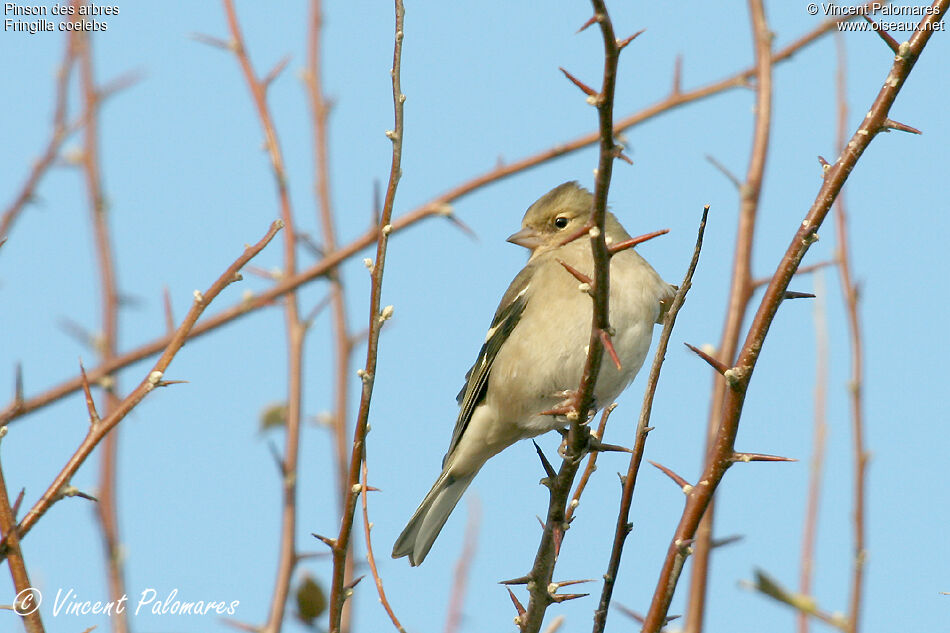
[540,390,597,422]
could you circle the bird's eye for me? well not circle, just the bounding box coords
[554,216,569,229]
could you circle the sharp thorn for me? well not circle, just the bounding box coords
[558,67,598,97]
[79,359,100,424]
[671,54,683,95]
[599,329,623,371]
[648,460,692,493]
[551,578,595,588]
[783,290,816,300]
[577,14,598,33]
[162,286,175,334]
[155,379,189,387]
[344,575,365,591]
[11,488,25,518]
[616,28,646,50]
[551,592,589,603]
[588,435,631,454]
[311,532,337,549]
[711,534,744,549]
[881,118,922,135]
[533,440,557,479]
[556,258,592,285]
[14,362,24,405]
[506,587,526,616]
[731,452,798,463]
[684,343,729,375]
[263,54,292,87]
[705,154,742,189]
[444,213,478,240]
[607,228,670,255]
[500,575,532,585]
[861,15,900,53]
[189,32,232,51]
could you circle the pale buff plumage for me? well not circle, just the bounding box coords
[393,181,674,566]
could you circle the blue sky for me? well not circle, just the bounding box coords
[1,2,948,632]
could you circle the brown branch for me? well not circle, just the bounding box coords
[593,205,708,633]
[5,220,282,555]
[751,260,837,289]
[306,0,354,519]
[0,26,74,247]
[861,15,900,53]
[684,1,774,629]
[564,404,616,526]
[650,461,693,492]
[641,3,947,630]
[798,270,828,633]
[0,12,857,428]
[684,343,728,376]
[327,1,404,630]
[360,458,406,633]
[0,429,44,633]
[304,2,357,627]
[219,4,306,633]
[69,8,129,631]
[523,3,622,629]
[444,498,481,633]
[832,34,868,633]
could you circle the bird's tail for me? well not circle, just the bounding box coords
[392,469,475,566]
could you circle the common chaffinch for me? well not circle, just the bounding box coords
[393,181,674,565]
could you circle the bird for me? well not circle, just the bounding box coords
[392,181,674,566]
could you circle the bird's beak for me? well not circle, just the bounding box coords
[506,227,543,250]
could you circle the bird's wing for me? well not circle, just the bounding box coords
[443,264,533,467]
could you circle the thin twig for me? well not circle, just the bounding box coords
[564,404,616,526]
[361,458,406,632]
[592,205,709,633]
[831,34,867,633]
[219,3,306,632]
[444,499,481,633]
[305,6,357,615]
[306,0,353,513]
[684,1,773,629]
[640,3,947,630]
[70,7,129,631]
[798,271,828,633]
[523,4,623,629]
[0,25,75,246]
[0,429,45,633]
[327,2,404,630]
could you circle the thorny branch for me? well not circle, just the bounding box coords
[684,1,774,629]
[523,2,627,630]
[798,268,828,633]
[361,459,406,633]
[592,206,708,633]
[304,1,358,629]
[220,2,309,632]
[0,428,44,633]
[71,5,130,631]
[327,1,404,631]
[831,34,868,633]
[640,3,948,630]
